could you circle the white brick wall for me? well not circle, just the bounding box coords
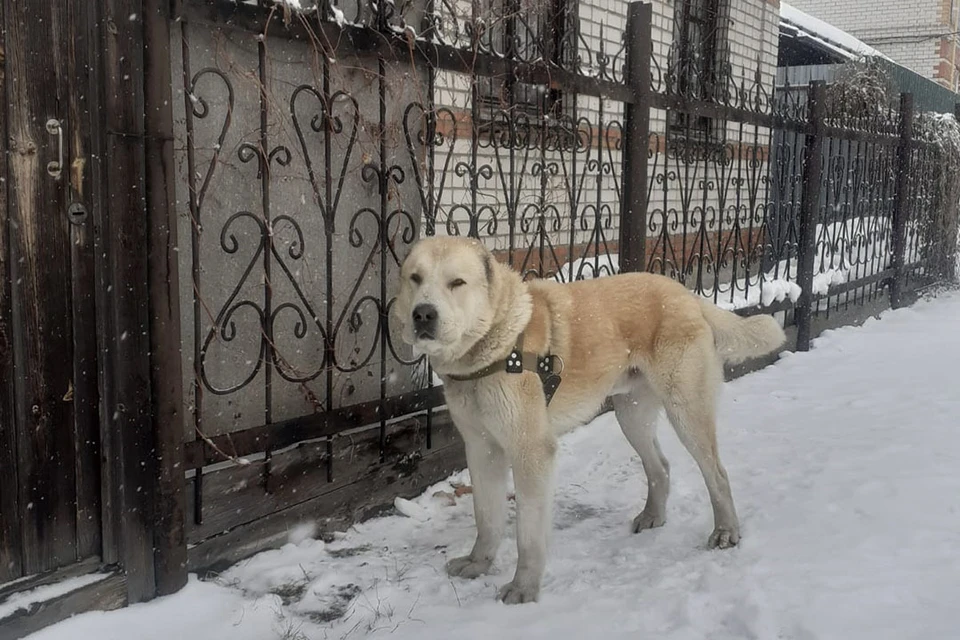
[789,0,956,86]
[427,0,782,270]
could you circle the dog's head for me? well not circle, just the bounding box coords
[394,236,497,362]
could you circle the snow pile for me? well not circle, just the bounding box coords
[811,267,847,295]
[393,496,431,521]
[699,277,800,312]
[26,291,960,640]
[759,278,802,306]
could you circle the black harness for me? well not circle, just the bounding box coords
[445,333,564,405]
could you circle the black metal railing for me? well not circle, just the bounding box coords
[172,0,957,546]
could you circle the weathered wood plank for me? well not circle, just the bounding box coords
[99,0,157,603]
[183,387,446,468]
[0,556,102,602]
[0,0,24,585]
[65,0,104,564]
[5,0,79,575]
[186,412,459,544]
[86,0,119,571]
[0,572,126,640]
[143,0,188,597]
[187,435,466,572]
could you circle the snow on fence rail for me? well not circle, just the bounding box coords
[556,217,929,310]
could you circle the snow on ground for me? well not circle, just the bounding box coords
[0,574,110,621]
[25,291,960,640]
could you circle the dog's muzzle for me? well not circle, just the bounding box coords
[412,303,438,340]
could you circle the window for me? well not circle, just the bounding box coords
[475,0,573,121]
[670,0,730,142]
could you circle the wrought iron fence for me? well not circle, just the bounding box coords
[644,58,955,331]
[173,0,640,558]
[168,0,957,567]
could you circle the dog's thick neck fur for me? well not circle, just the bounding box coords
[432,260,532,378]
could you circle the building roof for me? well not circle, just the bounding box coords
[780,2,892,63]
[778,3,958,113]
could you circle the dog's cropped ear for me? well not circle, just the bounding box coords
[483,252,494,287]
[470,238,495,288]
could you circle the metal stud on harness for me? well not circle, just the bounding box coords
[446,333,564,405]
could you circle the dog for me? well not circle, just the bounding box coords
[394,236,786,604]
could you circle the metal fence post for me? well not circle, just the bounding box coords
[890,93,914,309]
[619,1,652,273]
[795,81,826,352]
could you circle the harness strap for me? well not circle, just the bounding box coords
[445,333,564,404]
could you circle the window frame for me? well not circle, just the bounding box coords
[669,0,730,145]
[474,0,575,121]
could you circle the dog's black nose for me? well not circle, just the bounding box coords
[412,303,438,340]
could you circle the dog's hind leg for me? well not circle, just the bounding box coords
[660,337,740,549]
[446,429,508,579]
[612,378,670,533]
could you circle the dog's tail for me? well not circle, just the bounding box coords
[697,298,786,365]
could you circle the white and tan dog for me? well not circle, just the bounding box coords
[395,236,786,604]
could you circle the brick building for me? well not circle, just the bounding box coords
[787,0,960,90]
[434,0,782,267]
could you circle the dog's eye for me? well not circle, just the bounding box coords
[449,278,466,289]
[410,273,422,285]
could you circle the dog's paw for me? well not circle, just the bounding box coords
[708,527,740,549]
[445,555,492,579]
[631,509,666,533]
[497,580,540,605]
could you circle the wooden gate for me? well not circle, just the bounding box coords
[0,0,102,586]
[1,0,178,629]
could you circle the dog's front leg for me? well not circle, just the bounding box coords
[446,429,508,578]
[498,426,557,605]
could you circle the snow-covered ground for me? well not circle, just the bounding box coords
[22,290,960,640]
